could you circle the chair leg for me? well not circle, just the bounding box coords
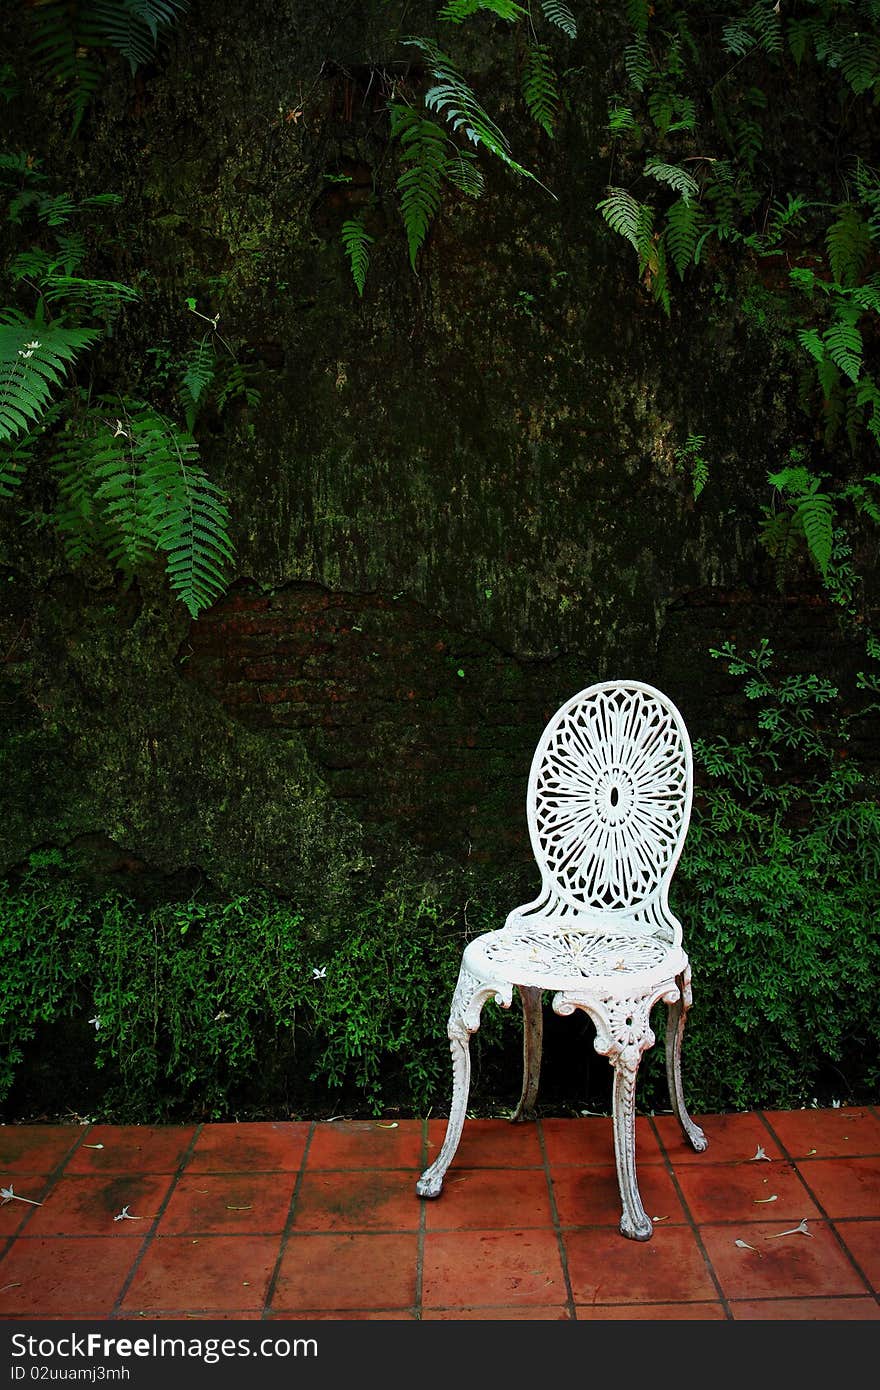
[611,1046,654,1241]
[665,968,708,1153]
[511,985,543,1122]
[416,965,510,1199]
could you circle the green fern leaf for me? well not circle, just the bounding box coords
[522,43,559,138]
[442,151,485,198]
[625,0,651,36]
[438,0,525,21]
[340,218,374,296]
[796,490,835,578]
[826,206,872,287]
[824,315,863,382]
[92,0,189,73]
[0,314,98,443]
[142,428,234,617]
[644,159,699,203]
[393,109,447,268]
[540,1,577,39]
[624,36,651,92]
[797,327,825,363]
[178,337,216,430]
[838,34,880,95]
[665,198,701,277]
[597,188,645,249]
[407,38,537,183]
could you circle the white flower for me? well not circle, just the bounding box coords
[312,967,327,980]
[88,1015,101,1030]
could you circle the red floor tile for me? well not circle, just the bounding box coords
[698,1218,869,1300]
[120,1235,281,1313]
[576,1302,726,1320]
[424,1167,554,1230]
[730,1297,880,1319]
[832,1219,880,1289]
[422,1229,565,1308]
[0,1237,142,1315]
[0,1126,80,1173]
[24,1175,173,1236]
[552,1164,686,1227]
[673,1160,819,1224]
[270,1233,417,1312]
[0,1177,53,1236]
[273,1310,416,1320]
[65,1127,196,1174]
[307,1121,423,1170]
[653,1111,782,1164]
[795,1157,880,1218]
[292,1170,419,1231]
[423,1306,571,1319]
[541,1116,663,1166]
[425,1118,542,1169]
[563,1224,717,1305]
[157,1174,294,1235]
[762,1107,880,1158]
[186,1123,310,1173]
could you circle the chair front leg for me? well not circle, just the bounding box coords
[610,1041,654,1241]
[511,985,543,1122]
[664,968,708,1154]
[416,966,511,1199]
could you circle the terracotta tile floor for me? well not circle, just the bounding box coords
[0,1109,878,1321]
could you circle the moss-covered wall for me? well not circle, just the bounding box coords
[0,0,869,906]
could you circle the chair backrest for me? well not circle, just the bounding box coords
[526,680,693,916]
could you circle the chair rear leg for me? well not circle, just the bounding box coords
[416,966,509,1199]
[664,968,708,1153]
[511,985,543,1122]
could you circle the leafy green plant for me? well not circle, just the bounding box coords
[28,0,189,133]
[672,640,880,1110]
[0,153,236,616]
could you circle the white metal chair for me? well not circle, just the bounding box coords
[416,679,708,1240]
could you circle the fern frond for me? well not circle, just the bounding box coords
[838,33,880,96]
[522,43,559,138]
[625,0,651,36]
[540,1,577,39]
[42,275,139,319]
[826,206,872,287]
[624,36,651,92]
[92,0,188,73]
[824,313,863,383]
[644,159,699,203]
[392,109,447,268]
[0,314,98,442]
[406,38,537,182]
[438,0,525,21]
[178,337,216,431]
[215,361,261,414]
[340,218,374,296]
[442,151,485,198]
[140,419,234,617]
[597,188,646,250]
[665,198,701,277]
[30,1,104,133]
[796,491,835,577]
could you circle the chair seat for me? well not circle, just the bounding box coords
[464,924,687,993]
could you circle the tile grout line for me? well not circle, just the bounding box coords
[535,1117,577,1321]
[108,1124,204,1319]
[413,1116,427,1321]
[0,1122,91,1254]
[758,1109,880,1303]
[261,1122,316,1318]
[647,1112,734,1320]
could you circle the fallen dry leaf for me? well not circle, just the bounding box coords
[754,1194,778,1203]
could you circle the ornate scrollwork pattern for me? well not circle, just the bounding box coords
[529,684,690,912]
